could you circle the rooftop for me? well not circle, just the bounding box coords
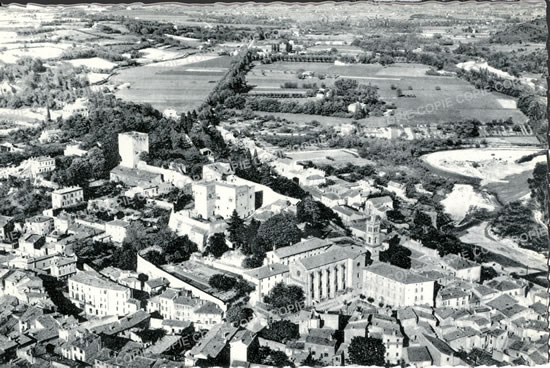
[53,186,83,195]
[273,237,332,259]
[298,245,365,270]
[423,334,455,356]
[230,329,256,346]
[107,219,130,228]
[69,271,128,292]
[244,263,289,280]
[367,196,393,206]
[110,165,162,182]
[333,205,362,217]
[443,254,479,270]
[365,263,432,285]
[195,302,223,315]
[407,346,432,363]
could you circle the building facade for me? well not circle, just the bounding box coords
[288,245,367,305]
[192,181,255,220]
[52,187,84,210]
[363,263,435,307]
[68,271,133,317]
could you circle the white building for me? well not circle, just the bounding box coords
[50,255,78,279]
[68,271,134,317]
[28,156,56,176]
[118,131,149,169]
[243,263,289,305]
[52,186,84,209]
[64,143,88,157]
[105,219,130,244]
[168,210,227,251]
[288,244,367,306]
[62,98,89,119]
[192,181,255,220]
[38,129,62,144]
[363,263,435,307]
[271,158,326,186]
[25,215,54,236]
[441,254,481,283]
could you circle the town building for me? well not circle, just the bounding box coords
[25,216,54,236]
[243,263,289,305]
[168,210,227,251]
[288,245,367,306]
[365,196,394,218]
[363,263,435,307]
[105,219,130,244]
[441,254,481,282]
[68,271,134,317]
[264,237,333,265]
[28,156,55,177]
[62,97,89,119]
[192,181,255,220]
[51,186,84,210]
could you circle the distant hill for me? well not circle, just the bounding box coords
[491,17,547,44]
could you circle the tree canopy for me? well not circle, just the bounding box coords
[347,336,386,366]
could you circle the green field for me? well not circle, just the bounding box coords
[247,62,528,126]
[111,55,232,113]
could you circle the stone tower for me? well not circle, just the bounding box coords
[118,131,149,169]
[365,214,383,260]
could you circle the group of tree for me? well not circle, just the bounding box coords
[379,235,412,269]
[204,233,230,258]
[131,224,199,269]
[244,78,387,119]
[259,320,300,344]
[249,346,294,367]
[490,17,547,44]
[347,336,386,366]
[263,282,305,309]
[51,147,106,187]
[227,210,303,267]
[0,177,51,219]
[411,211,484,260]
[0,57,90,109]
[490,201,547,252]
[60,93,224,176]
[297,196,348,237]
[208,274,254,297]
[228,149,307,199]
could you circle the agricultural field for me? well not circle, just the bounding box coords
[63,57,118,71]
[0,43,73,64]
[306,45,364,55]
[135,47,189,64]
[246,61,528,126]
[111,54,232,113]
